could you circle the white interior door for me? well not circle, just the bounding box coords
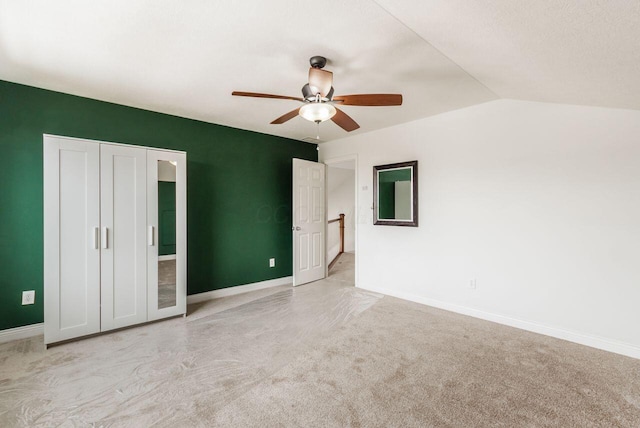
[292,158,326,286]
[100,144,148,331]
[44,135,101,344]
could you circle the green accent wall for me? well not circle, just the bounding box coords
[158,181,176,256]
[0,80,317,331]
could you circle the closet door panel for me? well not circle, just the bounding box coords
[100,144,148,331]
[147,150,187,321]
[44,136,101,344]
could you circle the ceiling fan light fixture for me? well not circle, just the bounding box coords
[232,56,403,132]
[299,102,336,123]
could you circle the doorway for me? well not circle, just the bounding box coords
[325,155,357,286]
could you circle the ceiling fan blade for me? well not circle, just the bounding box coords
[270,108,300,124]
[332,94,403,106]
[232,91,304,102]
[332,108,360,132]
[308,68,333,98]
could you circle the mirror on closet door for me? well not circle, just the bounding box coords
[148,149,186,322]
[157,160,177,309]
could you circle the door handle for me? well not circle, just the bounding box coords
[93,227,99,249]
[102,227,108,249]
[292,226,301,231]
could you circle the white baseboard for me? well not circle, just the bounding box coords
[1,278,292,344]
[359,284,640,360]
[187,276,293,304]
[158,254,177,261]
[0,323,44,344]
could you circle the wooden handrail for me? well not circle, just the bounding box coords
[328,213,345,270]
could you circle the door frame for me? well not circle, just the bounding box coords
[323,154,358,287]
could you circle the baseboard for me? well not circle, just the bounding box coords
[358,284,640,360]
[158,255,176,261]
[1,278,292,343]
[0,323,44,344]
[187,276,293,304]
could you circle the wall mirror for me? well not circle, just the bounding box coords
[373,160,418,227]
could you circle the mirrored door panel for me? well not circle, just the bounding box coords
[148,150,187,321]
[157,160,177,309]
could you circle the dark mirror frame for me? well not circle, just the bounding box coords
[373,160,418,227]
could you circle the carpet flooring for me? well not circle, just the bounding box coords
[1,252,639,427]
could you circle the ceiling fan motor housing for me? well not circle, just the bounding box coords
[309,56,327,69]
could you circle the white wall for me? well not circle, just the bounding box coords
[320,99,640,358]
[327,166,355,262]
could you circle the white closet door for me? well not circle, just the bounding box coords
[147,149,187,321]
[44,136,101,344]
[100,144,148,331]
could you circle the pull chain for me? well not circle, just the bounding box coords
[316,121,320,140]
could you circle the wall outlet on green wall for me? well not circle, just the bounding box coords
[269,258,276,268]
[22,291,36,305]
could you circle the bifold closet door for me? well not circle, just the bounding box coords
[44,136,101,344]
[100,144,148,331]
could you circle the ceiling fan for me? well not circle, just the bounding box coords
[232,56,402,133]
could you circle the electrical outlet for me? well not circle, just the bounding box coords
[22,290,35,305]
[269,258,276,268]
[469,279,477,290]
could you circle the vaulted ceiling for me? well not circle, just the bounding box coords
[1,1,638,142]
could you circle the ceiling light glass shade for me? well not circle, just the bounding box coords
[299,103,337,122]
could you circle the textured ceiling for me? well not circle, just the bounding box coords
[375,0,640,110]
[0,1,637,143]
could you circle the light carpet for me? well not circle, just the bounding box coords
[1,253,638,427]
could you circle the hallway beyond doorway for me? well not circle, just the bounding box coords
[327,251,355,285]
